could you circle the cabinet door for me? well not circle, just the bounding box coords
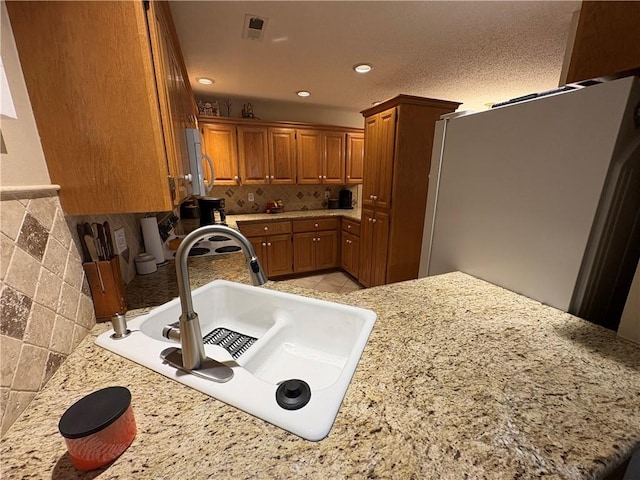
[375,108,396,210]
[266,234,293,276]
[362,115,379,209]
[238,126,269,184]
[293,232,316,273]
[147,0,192,206]
[346,133,364,184]
[315,230,339,269]
[201,124,239,185]
[268,128,297,184]
[341,231,360,278]
[296,129,323,184]
[358,209,375,287]
[323,132,346,184]
[372,211,390,286]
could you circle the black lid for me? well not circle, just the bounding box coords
[58,386,131,439]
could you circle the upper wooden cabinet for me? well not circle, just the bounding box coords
[201,124,239,185]
[268,128,297,184]
[199,117,363,185]
[297,129,346,184]
[7,1,196,215]
[359,95,460,286]
[346,133,364,184]
[237,126,269,184]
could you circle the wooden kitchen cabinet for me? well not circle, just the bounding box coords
[359,209,389,287]
[292,218,339,273]
[296,129,346,185]
[237,126,269,185]
[240,221,293,277]
[201,123,239,185]
[341,218,361,279]
[7,1,196,214]
[268,128,297,184]
[346,133,364,184]
[359,95,460,286]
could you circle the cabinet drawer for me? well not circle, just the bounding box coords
[341,218,361,237]
[293,217,339,233]
[238,220,291,237]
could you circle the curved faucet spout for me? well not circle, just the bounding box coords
[174,224,267,370]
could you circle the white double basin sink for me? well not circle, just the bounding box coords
[96,280,376,441]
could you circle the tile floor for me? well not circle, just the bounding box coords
[276,270,363,294]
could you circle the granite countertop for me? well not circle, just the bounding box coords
[225,208,362,228]
[2,255,640,479]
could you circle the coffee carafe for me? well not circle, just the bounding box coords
[198,197,226,226]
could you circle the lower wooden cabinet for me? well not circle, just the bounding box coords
[341,231,360,278]
[359,209,390,287]
[292,218,339,273]
[248,234,293,277]
[240,220,293,277]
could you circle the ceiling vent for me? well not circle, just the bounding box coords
[243,14,268,41]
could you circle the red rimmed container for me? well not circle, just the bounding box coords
[58,386,136,471]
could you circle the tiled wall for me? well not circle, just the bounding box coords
[0,192,95,435]
[208,184,359,215]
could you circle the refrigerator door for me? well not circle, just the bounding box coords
[421,76,638,314]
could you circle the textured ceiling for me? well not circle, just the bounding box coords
[169,1,580,113]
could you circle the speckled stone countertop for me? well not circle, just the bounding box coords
[225,208,361,228]
[2,259,640,479]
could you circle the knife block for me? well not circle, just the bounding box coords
[83,256,128,321]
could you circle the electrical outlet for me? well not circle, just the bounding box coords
[248,193,255,202]
[324,191,330,199]
[114,228,128,254]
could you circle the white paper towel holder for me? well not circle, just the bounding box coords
[140,216,169,266]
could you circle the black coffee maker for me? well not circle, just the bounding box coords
[198,197,226,226]
[339,189,353,209]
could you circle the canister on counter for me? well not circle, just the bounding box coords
[58,386,137,471]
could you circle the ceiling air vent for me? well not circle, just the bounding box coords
[243,14,268,41]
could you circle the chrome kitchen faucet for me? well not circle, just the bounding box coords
[161,225,267,382]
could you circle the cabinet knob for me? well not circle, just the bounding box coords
[347,175,350,179]
[234,176,239,181]
[373,195,378,201]
[372,219,377,223]
[323,176,326,179]
[267,242,272,247]
[314,223,318,228]
[369,195,373,200]
[347,225,351,229]
[270,175,274,180]
[264,227,268,231]
[262,242,266,246]
[312,238,316,242]
[265,175,269,180]
[368,218,373,222]
[318,176,322,179]
[317,238,320,242]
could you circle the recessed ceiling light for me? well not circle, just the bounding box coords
[196,77,214,85]
[354,64,373,74]
[296,91,311,97]
[372,101,381,106]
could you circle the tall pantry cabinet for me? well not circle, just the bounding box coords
[7,1,196,215]
[358,95,460,287]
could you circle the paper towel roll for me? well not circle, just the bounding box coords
[140,217,165,265]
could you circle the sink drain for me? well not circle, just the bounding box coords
[202,328,257,359]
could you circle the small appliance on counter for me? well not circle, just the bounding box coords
[328,198,339,209]
[339,189,353,209]
[198,197,226,226]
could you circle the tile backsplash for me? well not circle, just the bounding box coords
[0,192,95,435]
[207,184,359,215]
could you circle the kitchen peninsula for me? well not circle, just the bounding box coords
[1,253,639,479]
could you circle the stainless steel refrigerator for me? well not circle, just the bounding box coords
[419,75,640,330]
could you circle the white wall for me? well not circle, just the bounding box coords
[618,261,640,344]
[197,94,364,129]
[0,3,51,187]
